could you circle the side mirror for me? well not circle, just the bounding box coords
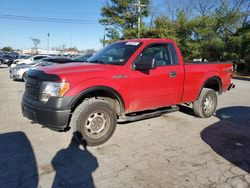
[133,56,156,71]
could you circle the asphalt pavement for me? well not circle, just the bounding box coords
[0,65,249,188]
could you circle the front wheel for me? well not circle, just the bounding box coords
[70,98,117,146]
[22,72,27,82]
[193,88,217,118]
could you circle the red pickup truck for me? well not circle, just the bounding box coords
[22,38,235,146]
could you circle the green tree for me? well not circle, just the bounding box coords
[226,24,250,72]
[98,0,250,74]
[99,0,150,43]
[142,16,176,39]
[215,0,250,72]
[1,46,12,51]
[191,15,225,61]
[174,11,193,60]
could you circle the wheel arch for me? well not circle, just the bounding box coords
[196,76,222,100]
[69,86,125,115]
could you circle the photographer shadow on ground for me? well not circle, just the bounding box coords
[51,132,99,188]
[0,132,38,188]
[201,106,250,173]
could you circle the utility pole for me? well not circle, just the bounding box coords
[133,0,146,38]
[47,33,50,54]
[103,33,106,47]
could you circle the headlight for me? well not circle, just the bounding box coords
[41,82,70,102]
[13,68,20,71]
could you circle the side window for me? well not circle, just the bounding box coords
[134,44,172,67]
[168,43,179,65]
[34,56,45,60]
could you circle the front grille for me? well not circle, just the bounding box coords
[25,75,40,100]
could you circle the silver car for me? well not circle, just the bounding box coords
[9,57,73,81]
[9,60,53,81]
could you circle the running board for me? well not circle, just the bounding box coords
[118,106,179,122]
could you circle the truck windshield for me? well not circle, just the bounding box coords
[88,41,142,65]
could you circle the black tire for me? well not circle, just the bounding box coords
[22,72,27,82]
[70,98,117,146]
[193,88,217,118]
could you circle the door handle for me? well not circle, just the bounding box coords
[169,71,177,78]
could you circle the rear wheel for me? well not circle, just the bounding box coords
[70,98,117,146]
[193,88,217,118]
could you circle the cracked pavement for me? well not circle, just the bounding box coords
[0,66,249,188]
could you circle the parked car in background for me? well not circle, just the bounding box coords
[73,53,93,62]
[11,55,48,67]
[11,55,31,65]
[10,52,19,59]
[10,57,73,81]
[17,54,30,59]
[0,54,16,67]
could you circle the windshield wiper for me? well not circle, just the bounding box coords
[88,60,106,64]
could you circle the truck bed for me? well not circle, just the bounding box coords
[182,62,233,103]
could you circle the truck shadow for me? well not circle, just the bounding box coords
[178,104,194,116]
[0,132,38,188]
[201,106,250,173]
[51,135,98,188]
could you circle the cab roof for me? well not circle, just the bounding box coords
[122,38,175,43]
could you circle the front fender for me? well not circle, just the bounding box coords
[65,78,129,109]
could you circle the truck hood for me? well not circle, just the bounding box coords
[36,62,114,75]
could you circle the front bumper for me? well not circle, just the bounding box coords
[22,94,73,131]
[9,70,22,80]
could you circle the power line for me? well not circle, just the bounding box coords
[0,14,99,25]
[0,6,98,16]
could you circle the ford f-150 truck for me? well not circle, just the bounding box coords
[22,38,235,146]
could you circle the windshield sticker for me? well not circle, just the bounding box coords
[126,42,140,46]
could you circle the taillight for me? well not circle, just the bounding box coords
[229,66,233,78]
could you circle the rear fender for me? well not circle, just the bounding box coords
[196,75,222,100]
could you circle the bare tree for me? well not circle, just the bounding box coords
[230,0,250,26]
[148,1,164,25]
[242,2,250,26]
[194,0,219,16]
[30,38,40,54]
[219,0,250,27]
[162,0,196,20]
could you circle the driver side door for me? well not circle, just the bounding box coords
[128,43,184,112]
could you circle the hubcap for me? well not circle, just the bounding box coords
[84,111,110,138]
[203,96,214,112]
